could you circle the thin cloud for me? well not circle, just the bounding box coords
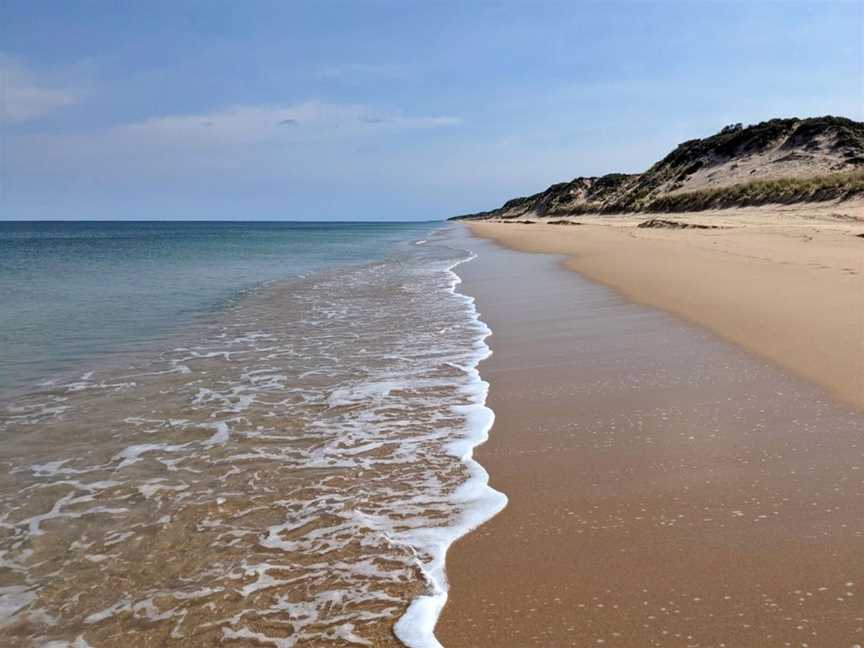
[106,102,459,141]
[391,115,462,127]
[360,114,462,127]
[315,62,405,81]
[0,55,79,123]
[7,101,462,179]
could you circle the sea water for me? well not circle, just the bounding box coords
[0,221,506,647]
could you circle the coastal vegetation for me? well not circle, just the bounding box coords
[646,170,864,212]
[453,116,864,220]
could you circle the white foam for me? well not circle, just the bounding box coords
[327,380,403,408]
[113,442,188,469]
[138,481,188,500]
[1,231,509,645]
[393,252,508,648]
[221,626,293,648]
[202,421,231,446]
[84,597,131,624]
[31,459,72,477]
[0,585,36,627]
[38,637,93,648]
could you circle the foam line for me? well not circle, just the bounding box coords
[393,252,508,648]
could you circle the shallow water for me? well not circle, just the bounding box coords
[0,223,505,647]
[0,221,435,394]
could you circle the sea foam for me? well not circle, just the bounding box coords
[0,228,507,646]
[394,254,508,648]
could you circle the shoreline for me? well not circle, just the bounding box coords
[463,201,864,410]
[0,226,509,647]
[394,248,507,648]
[436,223,864,646]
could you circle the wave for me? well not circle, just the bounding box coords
[394,253,508,648]
[0,228,506,646]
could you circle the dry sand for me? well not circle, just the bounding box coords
[467,200,864,410]
[435,210,864,647]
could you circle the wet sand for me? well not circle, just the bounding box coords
[437,232,864,647]
[466,206,864,410]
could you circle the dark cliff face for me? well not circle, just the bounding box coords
[451,116,864,220]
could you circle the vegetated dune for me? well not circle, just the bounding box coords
[452,116,864,221]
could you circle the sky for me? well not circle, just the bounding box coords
[1,1,862,221]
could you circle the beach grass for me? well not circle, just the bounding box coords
[646,170,864,212]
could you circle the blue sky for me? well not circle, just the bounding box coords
[1,1,862,221]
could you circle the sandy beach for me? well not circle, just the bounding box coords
[437,208,864,646]
[466,201,864,410]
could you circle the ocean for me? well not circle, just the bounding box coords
[1,222,437,395]
[0,221,505,647]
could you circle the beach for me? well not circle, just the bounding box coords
[5,1,862,645]
[437,209,864,646]
[466,201,864,410]
[2,212,863,646]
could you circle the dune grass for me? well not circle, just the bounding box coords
[645,170,864,212]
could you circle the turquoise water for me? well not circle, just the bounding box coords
[0,221,437,393]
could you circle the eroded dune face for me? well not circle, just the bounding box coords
[452,116,864,221]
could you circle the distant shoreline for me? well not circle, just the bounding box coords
[464,200,864,411]
[451,116,864,223]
